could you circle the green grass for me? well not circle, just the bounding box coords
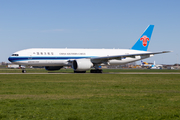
[103,69,180,73]
[0,68,73,73]
[0,74,180,119]
[0,68,180,73]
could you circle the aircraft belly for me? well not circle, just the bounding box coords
[31,60,67,66]
[13,60,67,66]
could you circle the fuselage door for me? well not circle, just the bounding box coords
[28,52,32,60]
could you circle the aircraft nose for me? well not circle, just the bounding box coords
[8,57,13,62]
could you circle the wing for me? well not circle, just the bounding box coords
[91,51,171,64]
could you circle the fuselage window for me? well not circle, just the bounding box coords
[41,52,43,55]
[48,52,50,55]
[37,52,39,55]
[51,52,53,55]
[44,52,46,55]
[33,52,35,54]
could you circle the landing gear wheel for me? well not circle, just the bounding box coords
[22,70,26,73]
[90,69,102,73]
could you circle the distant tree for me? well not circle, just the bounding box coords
[174,63,179,66]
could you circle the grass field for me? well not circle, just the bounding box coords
[1,74,180,119]
[1,68,180,73]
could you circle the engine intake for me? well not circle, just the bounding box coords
[72,59,93,71]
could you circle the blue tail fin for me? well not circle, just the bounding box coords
[131,25,154,51]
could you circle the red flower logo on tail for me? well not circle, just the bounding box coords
[140,36,149,47]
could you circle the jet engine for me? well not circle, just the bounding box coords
[45,66,63,71]
[72,59,93,71]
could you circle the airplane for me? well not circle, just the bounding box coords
[8,25,171,73]
[141,60,148,66]
[141,60,150,68]
[141,60,162,69]
[148,61,163,69]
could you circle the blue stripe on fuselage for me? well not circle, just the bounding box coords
[8,56,97,62]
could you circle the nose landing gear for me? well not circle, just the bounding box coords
[22,69,26,73]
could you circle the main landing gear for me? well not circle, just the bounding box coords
[91,64,103,73]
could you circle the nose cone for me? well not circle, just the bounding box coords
[8,56,13,62]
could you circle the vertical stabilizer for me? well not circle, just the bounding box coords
[131,25,154,51]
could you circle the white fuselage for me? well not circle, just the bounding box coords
[8,48,152,66]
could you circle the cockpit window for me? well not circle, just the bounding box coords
[12,54,19,56]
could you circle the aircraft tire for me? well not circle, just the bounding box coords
[22,70,26,73]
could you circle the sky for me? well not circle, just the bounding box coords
[0,0,180,65]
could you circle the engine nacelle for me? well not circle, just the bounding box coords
[45,66,63,71]
[72,59,93,71]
